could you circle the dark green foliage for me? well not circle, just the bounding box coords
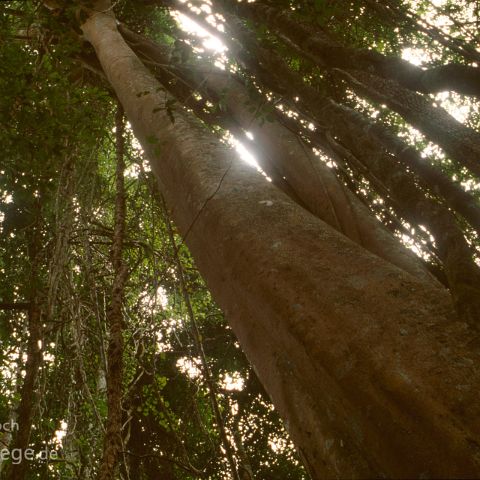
[1,0,479,478]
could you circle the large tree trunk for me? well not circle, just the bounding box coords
[173,11,480,321]
[197,72,438,284]
[81,6,480,478]
[119,24,435,284]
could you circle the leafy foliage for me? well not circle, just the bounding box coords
[1,0,479,478]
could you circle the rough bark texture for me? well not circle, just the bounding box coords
[82,8,480,479]
[323,116,480,324]
[325,101,480,236]
[98,105,128,480]
[120,25,437,285]
[195,5,480,236]
[199,73,439,283]
[225,8,480,316]
[162,8,480,319]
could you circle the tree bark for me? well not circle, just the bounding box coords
[147,9,480,318]
[82,6,480,478]
[362,0,480,65]
[228,0,480,96]
[4,304,42,480]
[207,7,480,314]
[120,25,437,285]
[5,203,43,480]
[318,115,480,324]
[164,5,480,243]
[98,104,128,480]
[340,69,480,179]
[222,0,480,178]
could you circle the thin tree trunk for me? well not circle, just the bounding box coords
[6,304,42,480]
[227,0,480,96]
[339,68,480,178]
[221,0,480,178]
[98,104,128,480]
[47,150,76,318]
[5,205,43,480]
[82,6,480,478]
[363,0,480,64]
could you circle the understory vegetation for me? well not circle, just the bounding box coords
[0,0,479,478]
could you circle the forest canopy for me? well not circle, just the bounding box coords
[0,0,479,479]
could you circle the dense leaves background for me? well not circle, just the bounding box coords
[0,0,479,478]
